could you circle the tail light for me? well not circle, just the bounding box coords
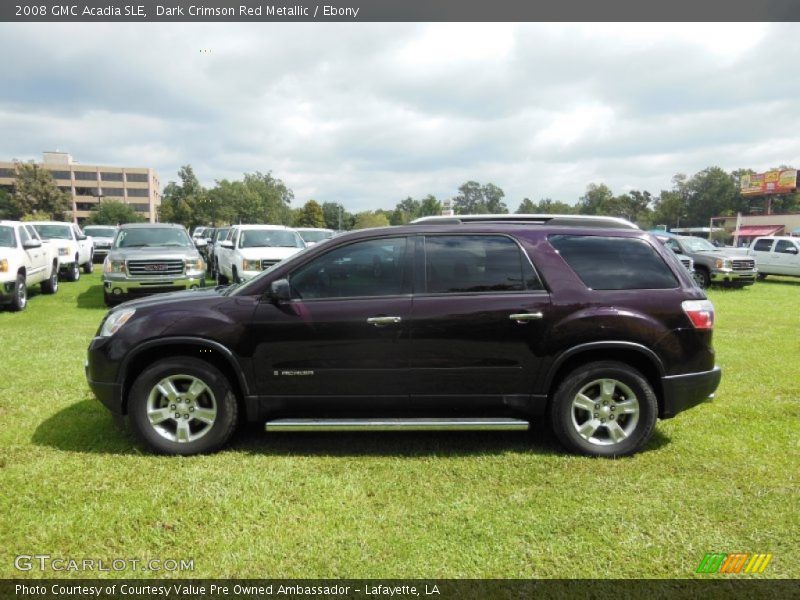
[682,300,715,330]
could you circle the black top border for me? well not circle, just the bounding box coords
[3,0,800,22]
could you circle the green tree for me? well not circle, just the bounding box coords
[158,165,206,228]
[321,202,352,230]
[453,181,508,214]
[516,198,536,213]
[11,162,70,219]
[85,200,145,225]
[0,188,20,220]
[651,189,687,229]
[518,198,575,214]
[353,211,390,229]
[576,183,614,215]
[418,194,441,217]
[389,197,421,225]
[295,199,325,227]
[683,167,737,226]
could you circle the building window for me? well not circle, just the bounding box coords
[131,203,150,212]
[100,172,123,182]
[0,168,15,178]
[75,187,101,197]
[74,171,97,181]
[101,188,123,198]
[126,188,149,197]
[125,173,149,183]
[48,170,71,180]
[76,202,95,210]
[58,186,72,194]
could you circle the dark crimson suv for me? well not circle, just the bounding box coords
[86,215,721,457]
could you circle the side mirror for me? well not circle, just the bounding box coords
[194,238,208,248]
[220,240,234,249]
[269,278,291,303]
[787,246,799,255]
[77,234,87,241]
[23,239,42,249]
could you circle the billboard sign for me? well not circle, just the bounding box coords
[740,169,798,195]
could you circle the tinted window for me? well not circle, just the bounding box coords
[550,235,678,290]
[240,229,304,248]
[775,240,798,254]
[100,172,123,182]
[115,228,192,248]
[127,188,149,197]
[424,235,541,294]
[49,170,71,180]
[126,173,149,183]
[0,168,15,178]
[74,171,96,181]
[33,224,72,240]
[753,239,774,252]
[101,188,123,197]
[290,237,408,300]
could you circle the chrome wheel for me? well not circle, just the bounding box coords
[570,378,640,446]
[14,275,27,310]
[146,374,218,443]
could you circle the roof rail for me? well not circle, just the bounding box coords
[410,214,639,230]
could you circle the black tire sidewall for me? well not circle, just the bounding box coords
[128,357,238,455]
[42,266,58,294]
[550,361,657,457]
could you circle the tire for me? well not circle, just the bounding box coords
[103,291,122,307]
[697,267,710,289]
[549,361,658,458]
[757,273,767,281]
[66,259,80,282]
[217,269,229,286]
[232,266,240,284]
[10,273,27,311]
[211,259,218,281]
[41,262,59,294]
[83,255,94,274]
[128,357,238,456]
[691,271,706,289]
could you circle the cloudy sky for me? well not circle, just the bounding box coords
[1,22,799,212]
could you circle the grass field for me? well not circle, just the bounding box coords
[0,273,797,579]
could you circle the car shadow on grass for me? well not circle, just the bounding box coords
[76,285,106,310]
[33,400,672,458]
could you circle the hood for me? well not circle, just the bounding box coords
[238,246,302,261]
[112,286,225,310]
[108,246,201,261]
[92,237,115,245]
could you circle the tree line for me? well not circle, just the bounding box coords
[1,161,797,232]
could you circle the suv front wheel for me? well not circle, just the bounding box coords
[549,361,657,457]
[128,357,239,455]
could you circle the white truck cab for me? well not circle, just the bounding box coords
[29,221,94,281]
[0,220,59,310]
[748,236,800,278]
[216,224,306,284]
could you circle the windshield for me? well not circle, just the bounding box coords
[83,227,117,238]
[114,228,193,248]
[33,224,72,240]
[214,228,230,242]
[681,237,717,252]
[228,242,319,296]
[299,229,333,243]
[0,225,15,248]
[239,229,304,249]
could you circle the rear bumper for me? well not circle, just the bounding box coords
[660,366,721,418]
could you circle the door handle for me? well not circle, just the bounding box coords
[367,316,402,326]
[509,312,543,322]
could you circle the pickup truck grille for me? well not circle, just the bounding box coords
[127,259,185,277]
[679,257,692,270]
[261,259,280,270]
[732,259,755,271]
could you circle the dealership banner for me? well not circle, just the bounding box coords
[740,169,798,195]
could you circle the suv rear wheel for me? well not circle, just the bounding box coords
[128,357,238,455]
[549,361,657,457]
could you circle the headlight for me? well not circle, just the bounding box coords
[715,258,732,269]
[242,259,263,271]
[99,308,136,337]
[186,258,205,272]
[104,259,125,273]
[0,259,7,273]
[58,247,69,256]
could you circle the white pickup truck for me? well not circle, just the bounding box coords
[0,220,60,310]
[730,236,800,279]
[216,224,306,284]
[29,221,94,281]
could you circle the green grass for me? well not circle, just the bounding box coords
[0,273,797,579]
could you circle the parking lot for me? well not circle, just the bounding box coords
[0,272,797,578]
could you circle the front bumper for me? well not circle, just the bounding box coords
[660,366,722,418]
[85,356,124,414]
[710,269,757,285]
[103,273,205,297]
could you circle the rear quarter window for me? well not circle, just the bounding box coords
[549,235,678,290]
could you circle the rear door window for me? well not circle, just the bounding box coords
[775,240,799,254]
[423,235,542,294]
[549,235,678,290]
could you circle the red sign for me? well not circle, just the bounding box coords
[740,169,797,195]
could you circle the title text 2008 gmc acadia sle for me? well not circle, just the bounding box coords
[86,215,721,457]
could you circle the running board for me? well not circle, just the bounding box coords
[265,418,530,432]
